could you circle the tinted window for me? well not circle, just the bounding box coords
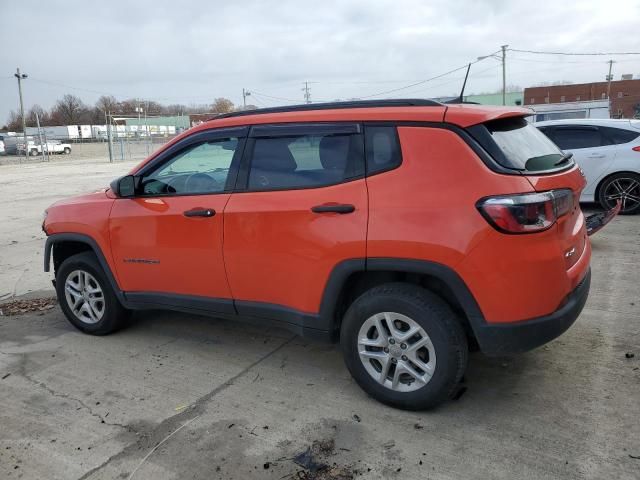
[600,126,640,145]
[365,126,402,175]
[482,117,565,171]
[141,138,238,195]
[247,133,362,190]
[552,128,610,150]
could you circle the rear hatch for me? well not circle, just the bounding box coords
[469,116,588,274]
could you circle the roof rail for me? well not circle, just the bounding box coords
[214,98,442,120]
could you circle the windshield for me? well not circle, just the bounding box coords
[484,117,566,171]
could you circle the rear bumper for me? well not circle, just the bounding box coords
[474,268,591,356]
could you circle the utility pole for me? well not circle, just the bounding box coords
[14,68,28,161]
[606,60,614,98]
[303,82,311,104]
[106,111,113,163]
[501,45,508,106]
[35,111,47,163]
[242,88,251,109]
[606,60,615,117]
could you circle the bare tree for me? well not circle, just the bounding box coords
[5,110,23,131]
[164,104,188,115]
[26,105,48,127]
[96,95,119,114]
[53,94,87,125]
[211,98,234,114]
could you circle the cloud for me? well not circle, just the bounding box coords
[1,0,639,124]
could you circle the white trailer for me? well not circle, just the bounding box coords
[25,126,80,140]
[528,100,610,123]
[79,125,92,139]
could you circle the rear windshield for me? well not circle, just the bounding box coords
[469,116,569,172]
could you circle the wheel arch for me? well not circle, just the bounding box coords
[320,258,485,342]
[44,233,124,303]
[594,170,640,205]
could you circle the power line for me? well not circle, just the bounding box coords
[360,50,502,99]
[359,64,471,99]
[509,48,640,56]
[249,90,299,103]
[28,77,116,96]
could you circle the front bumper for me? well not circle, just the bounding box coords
[474,268,591,356]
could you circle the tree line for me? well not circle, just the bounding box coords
[3,95,256,131]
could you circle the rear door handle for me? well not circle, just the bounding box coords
[183,208,216,218]
[588,154,606,158]
[311,203,355,214]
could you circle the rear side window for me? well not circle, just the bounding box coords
[365,126,402,175]
[600,126,640,145]
[247,132,363,191]
[551,127,611,150]
[471,117,567,172]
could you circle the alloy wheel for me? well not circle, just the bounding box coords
[603,177,640,212]
[357,312,436,392]
[64,270,105,324]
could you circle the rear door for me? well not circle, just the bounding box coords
[223,123,368,318]
[543,125,617,198]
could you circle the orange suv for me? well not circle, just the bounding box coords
[43,100,591,409]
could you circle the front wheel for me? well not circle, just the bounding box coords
[340,283,468,410]
[63,147,71,154]
[30,149,38,156]
[598,172,640,215]
[56,252,130,335]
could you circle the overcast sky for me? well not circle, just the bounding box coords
[1,0,639,124]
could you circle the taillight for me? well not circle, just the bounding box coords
[477,189,574,234]
[632,146,640,152]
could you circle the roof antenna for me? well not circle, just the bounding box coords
[445,64,471,103]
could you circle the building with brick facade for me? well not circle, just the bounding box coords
[523,78,640,119]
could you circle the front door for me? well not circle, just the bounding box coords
[109,129,245,306]
[223,123,368,318]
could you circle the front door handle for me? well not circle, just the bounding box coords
[588,154,606,159]
[183,208,216,218]
[311,203,355,214]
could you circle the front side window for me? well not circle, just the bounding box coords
[247,132,362,191]
[141,138,238,195]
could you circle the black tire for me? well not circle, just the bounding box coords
[340,283,468,410]
[55,252,130,335]
[30,149,38,156]
[597,172,640,215]
[63,147,71,154]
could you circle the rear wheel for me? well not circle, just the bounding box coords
[63,147,71,154]
[56,252,129,335]
[598,172,640,215]
[340,283,468,410]
[30,149,38,156]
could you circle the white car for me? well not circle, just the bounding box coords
[18,140,72,156]
[536,119,640,214]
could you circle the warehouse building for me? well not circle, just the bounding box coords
[523,77,640,119]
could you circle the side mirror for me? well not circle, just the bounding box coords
[110,175,136,198]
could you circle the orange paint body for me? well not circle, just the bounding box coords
[44,104,590,328]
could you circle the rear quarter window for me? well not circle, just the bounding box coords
[600,126,640,145]
[364,126,402,175]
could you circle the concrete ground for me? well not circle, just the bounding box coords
[0,153,639,479]
[0,146,141,300]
